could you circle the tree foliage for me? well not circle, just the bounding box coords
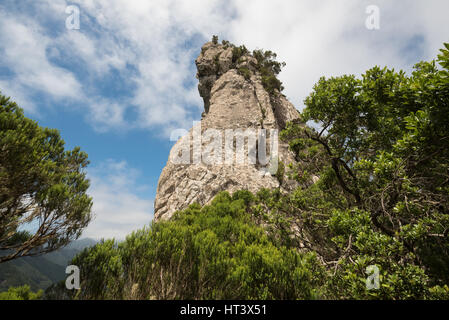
[276,43,449,299]
[252,49,286,94]
[70,191,324,300]
[0,94,92,263]
[0,285,42,300]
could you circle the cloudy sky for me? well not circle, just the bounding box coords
[1,0,447,240]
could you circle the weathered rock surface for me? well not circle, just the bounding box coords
[154,41,300,221]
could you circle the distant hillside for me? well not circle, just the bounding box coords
[0,238,97,292]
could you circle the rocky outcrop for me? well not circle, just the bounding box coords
[154,41,300,221]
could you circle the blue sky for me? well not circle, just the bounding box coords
[1,0,448,239]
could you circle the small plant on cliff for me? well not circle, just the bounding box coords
[222,39,231,49]
[253,49,286,94]
[231,45,249,64]
[276,43,449,299]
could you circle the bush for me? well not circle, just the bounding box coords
[71,191,325,300]
[253,49,286,94]
[276,42,449,299]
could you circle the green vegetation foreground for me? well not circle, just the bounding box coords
[0,95,92,264]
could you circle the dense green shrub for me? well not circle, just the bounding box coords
[71,191,325,300]
[0,285,42,300]
[232,45,249,64]
[252,49,285,94]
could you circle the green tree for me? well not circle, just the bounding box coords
[0,93,92,263]
[277,43,449,299]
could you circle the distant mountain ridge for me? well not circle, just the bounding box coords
[0,238,97,292]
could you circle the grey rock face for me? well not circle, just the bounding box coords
[154,41,300,221]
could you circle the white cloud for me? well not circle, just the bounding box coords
[59,31,128,75]
[67,0,229,131]
[226,0,449,109]
[1,0,448,131]
[82,160,154,240]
